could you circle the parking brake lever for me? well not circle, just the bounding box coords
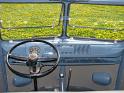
[66,68,72,91]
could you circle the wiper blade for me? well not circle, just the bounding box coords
[2,25,54,30]
[69,24,124,31]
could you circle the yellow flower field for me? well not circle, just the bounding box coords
[1,4,124,40]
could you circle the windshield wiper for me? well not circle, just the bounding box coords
[69,24,124,31]
[2,26,54,30]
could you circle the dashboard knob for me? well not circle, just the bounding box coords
[92,72,111,86]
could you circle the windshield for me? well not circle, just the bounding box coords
[1,3,124,40]
[0,4,62,40]
[68,4,124,40]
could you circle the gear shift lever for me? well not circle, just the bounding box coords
[66,68,72,91]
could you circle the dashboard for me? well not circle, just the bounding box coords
[1,38,124,65]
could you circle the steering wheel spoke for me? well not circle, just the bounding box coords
[38,57,57,63]
[10,60,27,65]
[9,54,28,61]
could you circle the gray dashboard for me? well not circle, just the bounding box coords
[2,38,124,65]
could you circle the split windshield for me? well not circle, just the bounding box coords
[0,3,124,40]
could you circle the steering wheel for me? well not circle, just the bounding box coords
[6,39,60,78]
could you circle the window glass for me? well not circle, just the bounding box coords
[68,4,124,40]
[0,4,62,40]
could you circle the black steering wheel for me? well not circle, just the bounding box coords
[6,39,60,78]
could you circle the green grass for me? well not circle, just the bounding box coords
[1,4,124,40]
